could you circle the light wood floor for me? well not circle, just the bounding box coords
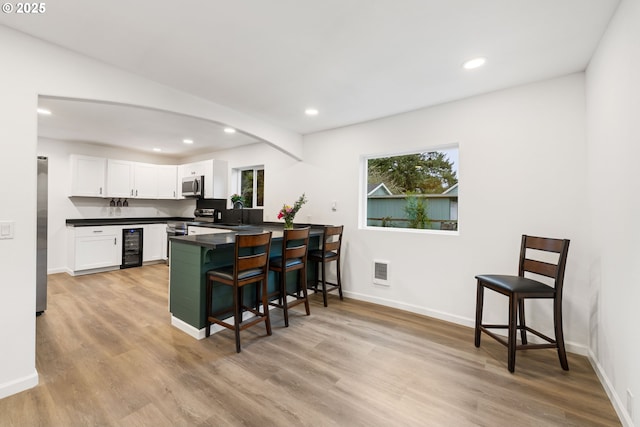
[0,264,620,426]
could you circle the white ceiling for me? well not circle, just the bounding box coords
[1,0,620,154]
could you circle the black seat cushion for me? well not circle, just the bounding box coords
[208,266,263,281]
[308,250,338,260]
[269,256,303,269]
[475,274,555,294]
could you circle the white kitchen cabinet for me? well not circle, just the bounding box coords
[107,159,134,198]
[156,165,178,199]
[179,159,228,199]
[143,223,168,262]
[70,155,107,197]
[68,226,122,274]
[133,162,158,198]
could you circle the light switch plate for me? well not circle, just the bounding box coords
[0,221,15,239]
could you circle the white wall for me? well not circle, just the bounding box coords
[0,25,300,399]
[586,0,639,424]
[37,138,195,273]
[295,74,589,347]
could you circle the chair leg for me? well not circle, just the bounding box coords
[518,299,527,345]
[233,286,241,353]
[281,270,289,327]
[300,268,310,316]
[320,260,328,307]
[205,278,212,338]
[262,279,272,336]
[474,281,484,347]
[508,294,518,373]
[336,260,343,300]
[554,298,569,370]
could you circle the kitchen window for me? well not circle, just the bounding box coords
[237,166,264,208]
[363,146,458,231]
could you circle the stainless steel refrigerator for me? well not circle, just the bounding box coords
[36,156,47,315]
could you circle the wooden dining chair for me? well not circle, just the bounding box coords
[474,235,570,372]
[308,225,344,307]
[268,227,311,327]
[205,231,272,353]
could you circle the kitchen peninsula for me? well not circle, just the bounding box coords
[169,224,323,339]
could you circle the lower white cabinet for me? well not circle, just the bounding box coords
[68,223,168,275]
[68,226,122,274]
[143,223,168,262]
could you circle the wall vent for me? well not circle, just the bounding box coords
[373,260,390,286]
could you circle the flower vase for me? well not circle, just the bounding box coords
[284,218,294,230]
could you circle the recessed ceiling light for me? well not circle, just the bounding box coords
[305,108,319,116]
[153,148,162,152]
[223,127,236,134]
[183,139,194,144]
[37,108,52,115]
[462,57,486,70]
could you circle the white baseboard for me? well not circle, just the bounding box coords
[588,350,633,427]
[47,267,67,275]
[343,290,589,356]
[0,371,38,400]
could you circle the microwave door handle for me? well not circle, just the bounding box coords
[193,179,198,194]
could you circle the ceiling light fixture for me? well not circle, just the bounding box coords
[462,57,486,70]
[305,108,319,116]
[37,108,52,115]
[223,127,236,134]
[153,148,162,152]
[183,139,194,144]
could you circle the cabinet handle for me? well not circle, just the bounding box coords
[114,238,117,245]
[173,190,175,197]
[135,189,138,196]
[93,230,103,233]
[131,189,134,196]
[99,187,102,195]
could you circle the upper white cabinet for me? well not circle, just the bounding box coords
[179,159,228,199]
[156,165,178,199]
[106,161,178,199]
[70,155,107,197]
[107,159,134,198]
[134,162,158,198]
[70,154,215,200]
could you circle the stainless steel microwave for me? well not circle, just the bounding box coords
[181,175,204,198]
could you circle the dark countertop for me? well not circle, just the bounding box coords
[170,224,325,249]
[66,217,194,226]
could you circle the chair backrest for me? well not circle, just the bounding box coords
[518,235,570,292]
[322,225,344,255]
[282,227,310,262]
[234,231,272,275]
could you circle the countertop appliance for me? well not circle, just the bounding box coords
[193,208,221,223]
[121,228,143,268]
[181,175,204,198]
[36,156,47,315]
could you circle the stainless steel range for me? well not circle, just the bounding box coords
[166,221,188,265]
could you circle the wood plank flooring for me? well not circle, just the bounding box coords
[0,264,620,426]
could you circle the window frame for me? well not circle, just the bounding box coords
[360,144,459,234]
[235,165,264,208]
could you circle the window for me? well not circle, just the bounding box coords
[237,166,264,208]
[364,146,458,231]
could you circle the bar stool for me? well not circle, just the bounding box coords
[205,231,272,353]
[268,227,311,327]
[308,225,344,307]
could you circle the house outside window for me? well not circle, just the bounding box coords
[364,146,458,231]
[238,166,264,208]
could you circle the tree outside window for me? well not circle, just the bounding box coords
[239,166,264,208]
[365,147,458,231]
